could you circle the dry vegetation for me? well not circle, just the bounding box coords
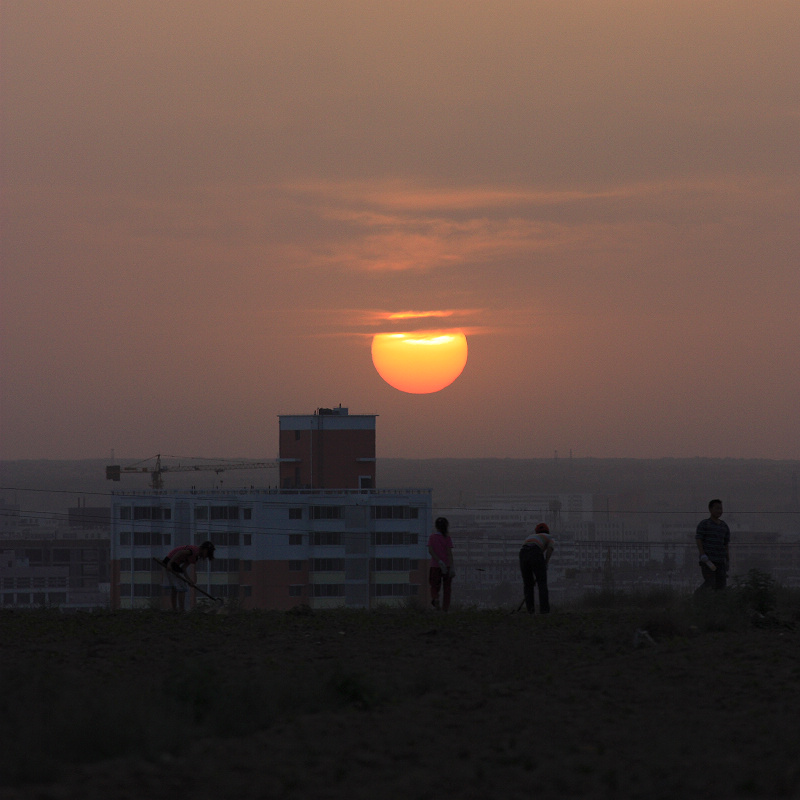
[2,579,800,799]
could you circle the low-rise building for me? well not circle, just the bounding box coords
[1,537,110,608]
[110,488,432,609]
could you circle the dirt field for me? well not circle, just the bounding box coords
[2,600,800,800]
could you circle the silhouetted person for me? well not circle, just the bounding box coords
[695,499,730,593]
[428,517,454,611]
[161,541,215,610]
[519,522,554,614]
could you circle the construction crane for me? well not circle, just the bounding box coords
[105,454,278,490]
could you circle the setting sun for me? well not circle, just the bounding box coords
[371,330,468,394]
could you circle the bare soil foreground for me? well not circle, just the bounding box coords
[2,597,800,800]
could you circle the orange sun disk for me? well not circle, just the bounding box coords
[371,330,468,394]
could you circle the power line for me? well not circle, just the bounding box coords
[3,484,800,516]
[1,486,113,497]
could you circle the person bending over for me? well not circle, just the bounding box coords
[519,523,554,614]
[161,541,215,611]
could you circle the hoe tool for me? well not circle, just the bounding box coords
[153,557,224,607]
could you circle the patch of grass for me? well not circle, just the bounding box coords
[569,575,800,639]
[637,608,686,641]
[776,585,800,623]
[326,666,379,709]
[0,647,394,786]
[2,593,797,788]
[0,659,187,785]
[733,568,778,615]
[570,587,684,611]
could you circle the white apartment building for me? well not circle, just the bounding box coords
[110,487,432,609]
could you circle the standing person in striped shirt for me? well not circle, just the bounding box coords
[695,499,730,592]
[519,522,554,614]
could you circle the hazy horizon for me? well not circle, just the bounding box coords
[2,2,799,461]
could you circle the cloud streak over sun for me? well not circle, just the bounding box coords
[283,180,618,275]
[278,175,795,281]
[383,310,458,321]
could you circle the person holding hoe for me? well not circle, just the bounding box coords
[161,541,215,611]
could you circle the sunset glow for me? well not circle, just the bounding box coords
[3,3,799,459]
[371,331,468,394]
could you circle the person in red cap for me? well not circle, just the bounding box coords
[519,522,554,614]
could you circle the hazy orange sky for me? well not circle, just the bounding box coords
[2,1,799,461]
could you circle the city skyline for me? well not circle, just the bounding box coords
[2,2,799,461]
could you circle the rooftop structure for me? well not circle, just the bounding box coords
[279,406,376,491]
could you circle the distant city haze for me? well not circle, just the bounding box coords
[2,2,799,460]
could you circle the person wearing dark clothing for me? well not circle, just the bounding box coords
[695,499,730,592]
[519,522,554,614]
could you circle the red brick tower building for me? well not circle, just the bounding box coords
[278,406,376,490]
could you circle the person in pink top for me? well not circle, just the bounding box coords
[428,517,455,611]
[161,541,215,611]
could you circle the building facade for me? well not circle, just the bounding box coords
[110,488,431,609]
[1,537,110,609]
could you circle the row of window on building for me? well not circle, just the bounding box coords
[117,531,421,547]
[118,505,421,521]
[118,532,251,547]
[117,583,419,599]
[120,584,250,598]
[2,576,68,589]
[119,557,419,572]
[3,592,68,605]
[298,532,420,546]
[120,558,253,571]
[3,548,103,566]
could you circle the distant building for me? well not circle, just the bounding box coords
[68,504,111,531]
[0,498,21,537]
[733,530,800,588]
[448,498,717,605]
[0,497,111,608]
[109,407,431,610]
[1,538,110,609]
